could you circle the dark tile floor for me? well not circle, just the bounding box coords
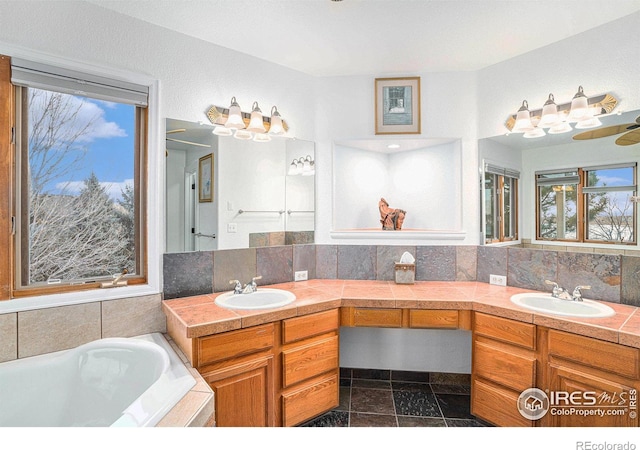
[300,368,488,427]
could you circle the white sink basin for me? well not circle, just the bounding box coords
[214,288,296,310]
[510,293,615,318]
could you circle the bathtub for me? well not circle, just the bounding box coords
[0,333,196,427]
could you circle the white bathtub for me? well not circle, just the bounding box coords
[0,333,196,427]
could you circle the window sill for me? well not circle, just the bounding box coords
[0,283,160,314]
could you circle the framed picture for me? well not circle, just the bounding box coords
[198,153,213,202]
[375,76,421,135]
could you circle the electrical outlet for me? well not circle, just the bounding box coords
[489,274,507,286]
[294,270,308,281]
[227,223,237,233]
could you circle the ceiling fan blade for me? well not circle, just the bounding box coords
[615,128,640,146]
[166,137,211,148]
[572,123,635,141]
[166,128,187,134]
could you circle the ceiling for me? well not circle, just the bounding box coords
[88,0,640,77]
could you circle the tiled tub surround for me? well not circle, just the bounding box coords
[0,294,214,427]
[163,244,640,307]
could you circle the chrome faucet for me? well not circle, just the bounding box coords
[242,276,262,294]
[229,276,262,294]
[571,285,591,302]
[545,280,571,300]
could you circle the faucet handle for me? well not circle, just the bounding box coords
[252,275,263,283]
[544,280,559,287]
[572,285,590,301]
[573,285,591,294]
[229,279,242,294]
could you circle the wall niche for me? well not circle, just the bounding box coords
[332,138,465,241]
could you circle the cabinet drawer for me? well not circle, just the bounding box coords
[548,330,640,379]
[282,309,339,344]
[282,336,339,387]
[474,312,535,350]
[410,309,459,329]
[473,340,536,392]
[472,378,533,427]
[198,323,274,367]
[282,373,339,427]
[353,308,403,327]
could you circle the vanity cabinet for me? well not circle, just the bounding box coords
[340,307,470,330]
[198,323,276,427]
[539,329,640,427]
[189,310,339,427]
[471,312,537,427]
[280,309,340,426]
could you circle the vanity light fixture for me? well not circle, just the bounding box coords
[505,87,618,139]
[206,99,289,141]
[288,155,315,176]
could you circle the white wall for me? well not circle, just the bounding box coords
[285,139,315,232]
[333,143,462,231]
[477,11,640,140]
[217,137,287,249]
[314,71,480,245]
[165,148,187,253]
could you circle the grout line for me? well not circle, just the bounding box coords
[430,384,448,427]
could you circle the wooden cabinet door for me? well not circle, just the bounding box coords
[546,363,638,427]
[204,355,275,427]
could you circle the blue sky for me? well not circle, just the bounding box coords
[34,90,135,201]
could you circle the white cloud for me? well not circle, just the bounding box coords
[30,90,127,144]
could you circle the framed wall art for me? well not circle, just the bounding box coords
[375,76,421,135]
[198,153,213,202]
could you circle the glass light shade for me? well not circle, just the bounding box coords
[268,106,285,135]
[288,160,298,175]
[575,116,602,129]
[225,97,246,129]
[302,157,311,174]
[247,102,267,133]
[539,94,559,127]
[512,100,534,133]
[212,126,233,136]
[302,160,315,176]
[253,132,271,142]
[548,122,573,134]
[568,86,589,121]
[234,129,253,140]
[523,127,546,138]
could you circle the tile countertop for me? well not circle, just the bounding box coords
[161,280,640,349]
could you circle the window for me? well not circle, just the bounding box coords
[483,164,519,243]
[536,164,637,244]
[9,58,148,293]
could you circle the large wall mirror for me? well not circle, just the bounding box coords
[479,109,640,247]
[165,118,315,252]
